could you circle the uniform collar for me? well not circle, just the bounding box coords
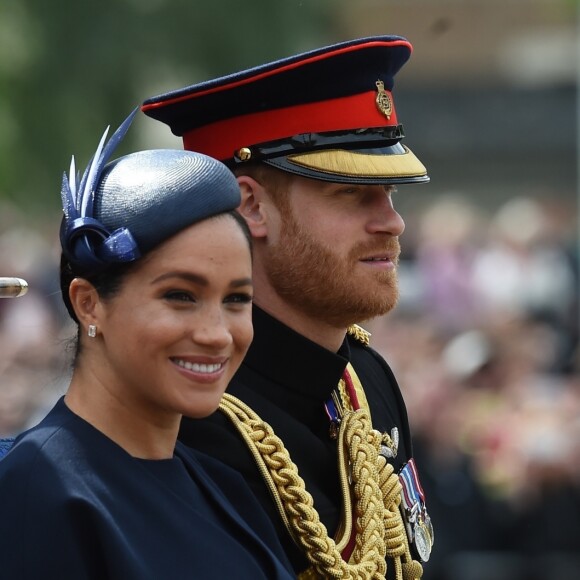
[243,305,350,401]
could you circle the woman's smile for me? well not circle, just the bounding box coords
[171,357,228,383]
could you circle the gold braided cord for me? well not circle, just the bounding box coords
[220,395,384,578]
[342,416,386,578]
[333,409,361,553]
[218,398,293,536]
[343,361,422,578]
[338,377,355,413]
[343,362,372,420]
[219,394,423,579]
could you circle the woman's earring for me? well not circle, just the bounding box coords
[88,324,97,338]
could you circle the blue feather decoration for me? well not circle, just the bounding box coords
[60,107,140,271]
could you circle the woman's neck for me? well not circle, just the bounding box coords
[65,368,179,460]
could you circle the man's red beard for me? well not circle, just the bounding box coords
[264,211,400,328]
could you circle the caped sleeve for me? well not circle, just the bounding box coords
[0,441,110,580]
[178,444,295,575]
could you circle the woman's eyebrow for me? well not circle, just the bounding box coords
[230,278,253,288]
[152,272,252,289]
[152,271,208,286]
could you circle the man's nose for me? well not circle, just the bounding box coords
[366,189,405,236]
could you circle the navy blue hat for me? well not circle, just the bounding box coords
[60,109,241,274]
[142,35,429,185]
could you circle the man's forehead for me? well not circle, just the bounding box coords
[287,175,398,193]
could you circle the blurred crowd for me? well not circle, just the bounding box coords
[1,193,579,579]
[367,194,580,579]
[0,203,72,439]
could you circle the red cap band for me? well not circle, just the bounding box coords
[183,90,397,161]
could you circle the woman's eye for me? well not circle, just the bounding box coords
[164,290,195,303]
[225,292,253,305]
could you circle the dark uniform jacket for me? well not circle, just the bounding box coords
[0,397,294,580]
[179,305,414,574]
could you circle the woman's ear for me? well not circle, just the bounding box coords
[237,176,270,239]
[68,278,101,336]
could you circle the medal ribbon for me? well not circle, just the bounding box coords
[324,365,363,429]
[324,396,340,423]
[399,458,425,511]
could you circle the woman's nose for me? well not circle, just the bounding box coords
[191,308,233,349]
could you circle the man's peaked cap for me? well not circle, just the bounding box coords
[142,36,429,185]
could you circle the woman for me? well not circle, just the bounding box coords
[0,110,294,579]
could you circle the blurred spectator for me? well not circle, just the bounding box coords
[413,195,487,333]
[0,203,69,436]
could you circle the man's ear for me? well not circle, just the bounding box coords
[237,176,270,239]
[68,278,102,336]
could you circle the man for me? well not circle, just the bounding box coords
[142,35,433,579]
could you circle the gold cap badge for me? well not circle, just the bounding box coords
[375,80,393,119]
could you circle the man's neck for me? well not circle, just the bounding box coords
[253,293,347,353]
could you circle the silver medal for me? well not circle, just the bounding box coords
[413,521,432,562]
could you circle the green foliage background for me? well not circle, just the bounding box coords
[0,0,335,213]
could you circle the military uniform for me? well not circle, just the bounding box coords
[179,305,414,575]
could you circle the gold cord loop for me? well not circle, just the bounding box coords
[219,394,423,579]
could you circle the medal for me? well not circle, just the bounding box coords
[399,459,434,562]
[325,390,345,439]
[424,512,434,544]
[413,520,431,562]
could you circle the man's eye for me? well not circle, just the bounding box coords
[225,293,253,305]
[338,187,359,195]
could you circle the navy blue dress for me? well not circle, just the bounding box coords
[0,397,294,579]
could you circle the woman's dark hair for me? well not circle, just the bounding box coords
[227,209,252,249]
[61,210,252,361]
